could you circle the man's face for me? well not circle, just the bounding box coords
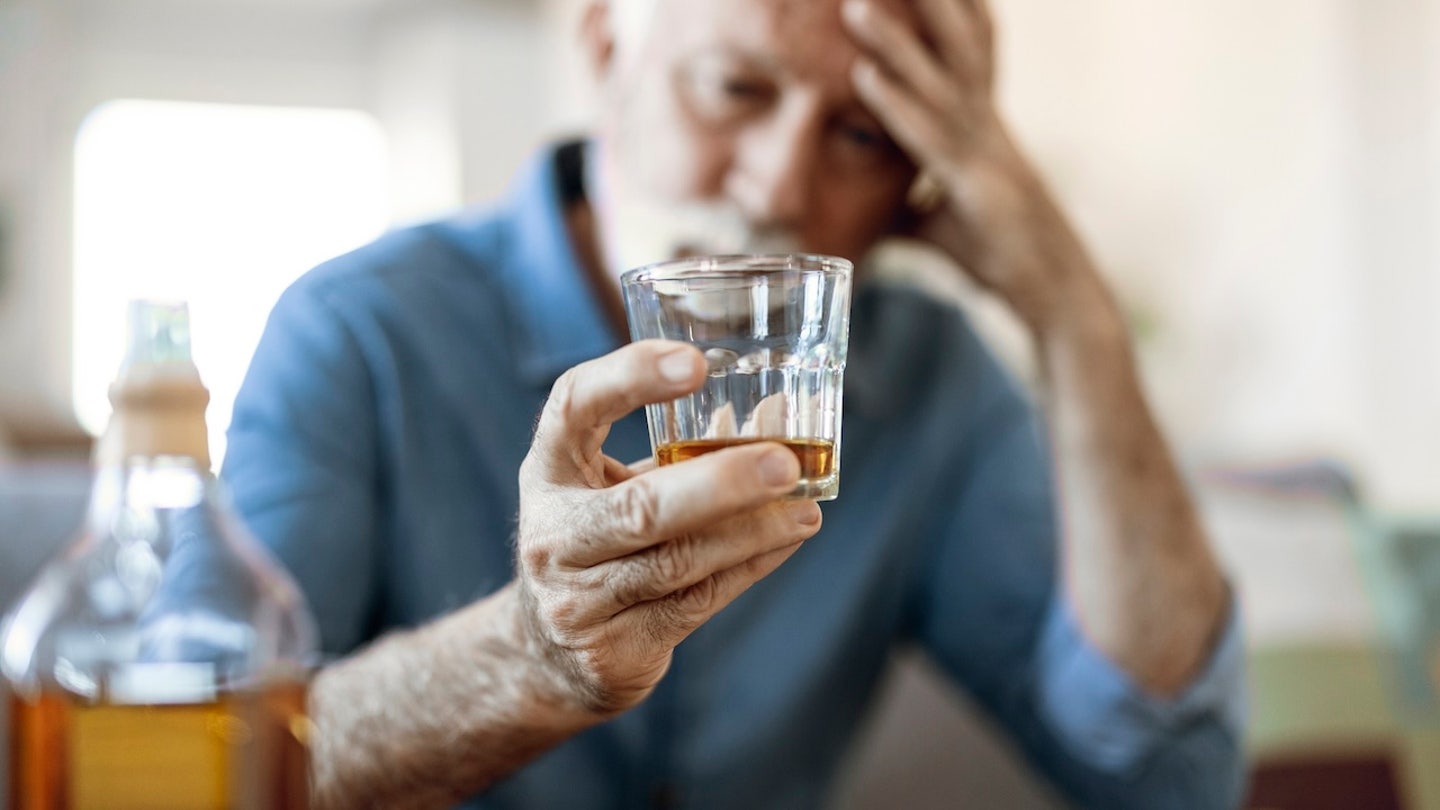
[590,0,919,276]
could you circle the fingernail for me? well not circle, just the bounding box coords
[658,349,696,383]
[759,448,799,487]
[786,500,822,526]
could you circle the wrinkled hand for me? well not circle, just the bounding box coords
[514,340,822,716]
[843,0,1101,330]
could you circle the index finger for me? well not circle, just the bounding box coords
[916,0,994,79]
[525,340,704,487]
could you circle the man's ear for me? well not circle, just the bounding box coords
[580,1,617,82]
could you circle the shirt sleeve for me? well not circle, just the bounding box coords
[910,376,1248,810]
[220,278,382,658]
[1037,591,1248,776]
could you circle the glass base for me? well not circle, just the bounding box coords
[791,476,839,501]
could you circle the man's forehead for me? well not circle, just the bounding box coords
[648,0,918,47]
[656,0,915,17]
[630,0,921,92]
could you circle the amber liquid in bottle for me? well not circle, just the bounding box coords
[8,682,310,810]
[656,437,835,480]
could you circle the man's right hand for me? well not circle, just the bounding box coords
[309,340,819,808]
[514,339,823,716]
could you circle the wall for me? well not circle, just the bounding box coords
[0,0,555,444]
[373,0,555,220]
[0,0,84,440]
[1344,0,1440,512]
[998,0,1440,511]
[0,0,376,439]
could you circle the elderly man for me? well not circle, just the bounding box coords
[222,0,1245,807]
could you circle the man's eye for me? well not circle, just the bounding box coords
[841,126,883,148]
[683,65,774,120]
[707,75,774,109]
[837,123,894,153]
[829,121,905,171]
[721,78,770,100]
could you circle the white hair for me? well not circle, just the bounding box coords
[610,0,661,61]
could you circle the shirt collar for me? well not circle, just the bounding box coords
[495,141,622,387]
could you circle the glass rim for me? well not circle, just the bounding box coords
[620,253,854,287]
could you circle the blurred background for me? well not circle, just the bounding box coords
[1,0,1438,807]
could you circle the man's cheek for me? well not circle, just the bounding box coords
[645,124,732,202]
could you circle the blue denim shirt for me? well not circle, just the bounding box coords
[223,144,1246,809]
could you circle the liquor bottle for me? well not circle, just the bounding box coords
[3,301,317,809]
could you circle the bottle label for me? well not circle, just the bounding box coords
[70,702,229,810]
[9,681,310,809]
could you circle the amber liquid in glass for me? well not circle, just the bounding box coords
[8,681,310,810]
[656,437,835,480]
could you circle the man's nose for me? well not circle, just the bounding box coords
[726,105,820,230]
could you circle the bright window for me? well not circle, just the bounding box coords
[73,99,390,465]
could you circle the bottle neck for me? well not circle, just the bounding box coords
[86,456,216,551]
[89,364,215,556]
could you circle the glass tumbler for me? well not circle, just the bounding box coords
[621,254,852,500]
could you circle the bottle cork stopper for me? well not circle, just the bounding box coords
[95,301,212,470]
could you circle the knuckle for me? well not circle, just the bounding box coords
[537,592,584,636]
[611,478,664,540]
[517,501,572,569]
[641,579,716,645]
[609,538,690,607]
[647,537,693,585]
[607,566,647,607]
[676,577,720,616]
[518,541,551,574]
[566,649,638,716]
[549,597,582,631]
